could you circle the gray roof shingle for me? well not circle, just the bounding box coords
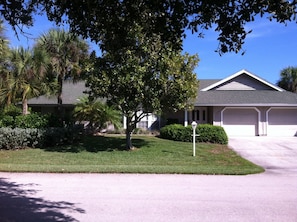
[196,80,297,106]
[28,81,88,105]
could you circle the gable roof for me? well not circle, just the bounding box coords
[196,70,297,107]
[201,69,284,92]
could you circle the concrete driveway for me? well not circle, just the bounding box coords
[228,136,297,174]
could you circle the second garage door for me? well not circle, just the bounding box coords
[222,108,259,136]
[267,108,297,136]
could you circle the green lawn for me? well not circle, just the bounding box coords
[0,135,264,175]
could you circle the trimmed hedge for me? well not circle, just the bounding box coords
[0,126,83,150]
[0,113,63,129]
[159,124,228,145]
[159,124,192,142]
[0,128,42,149]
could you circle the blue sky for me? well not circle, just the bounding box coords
[5,15,297,85]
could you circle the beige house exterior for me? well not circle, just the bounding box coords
[166,69,297,137]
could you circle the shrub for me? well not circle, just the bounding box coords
[0,112,61,129]
[2,105,22,117]
[196,124,228,145]
[0,115,15,128]
[0,128,42,149]
[15,113,49,128]
[159,124,192,142]
[159,124,228,144]
[41,126,83,147]
[0,126,83,150]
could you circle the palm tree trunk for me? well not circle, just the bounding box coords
[22,98,29,115]
[57,75,63,105]
[57,75,65,125]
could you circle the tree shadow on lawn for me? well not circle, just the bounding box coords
[0,177,85,222]
[44,135,149,153]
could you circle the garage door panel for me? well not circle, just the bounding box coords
[268,109,297,136]
[269,109,297,125]
[223,109,258,136]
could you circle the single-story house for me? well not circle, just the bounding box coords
[27,80,159,130]
[28,69,297,136]
[166,69,297,137]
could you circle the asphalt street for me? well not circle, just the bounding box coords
[0,172,296,222]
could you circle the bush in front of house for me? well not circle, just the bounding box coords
[14,113,50,128]
[196,124,228,145]
[159,124,228,145]
[0,128,42,149]
[0,126,83,150]
[0,112,64,128]
[41,126,83,147]
[159,124,192,142]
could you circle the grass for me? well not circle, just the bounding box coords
[0,135,264,175]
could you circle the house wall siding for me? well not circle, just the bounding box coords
[213,75,273,91]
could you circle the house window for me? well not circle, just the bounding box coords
[202,110,206,121]
[192,110,199,121]
[196,110,200,121]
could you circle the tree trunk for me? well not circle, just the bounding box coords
[126,129,133,150]
[57,75,63,105]
[22,98,28,115]
[57,76,65,125]
[125,116,134,150]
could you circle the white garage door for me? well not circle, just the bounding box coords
[267,108,297,136]
[222,108,258,136]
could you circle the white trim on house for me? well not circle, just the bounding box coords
[201,69,284,92]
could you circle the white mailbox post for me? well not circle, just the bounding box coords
[191,121,197,157]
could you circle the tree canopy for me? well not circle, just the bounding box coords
[1,1,297,54]
[85,24,199,149]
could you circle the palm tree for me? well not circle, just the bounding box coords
[36,29,89,105]
[0,20,12,108]
[277,67,297,93]
[7,47,51,114]
[73,97,122,133]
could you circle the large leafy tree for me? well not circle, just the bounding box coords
[86,24,199,149]
[277,67,297,93]
[36,29,89,105]
[2,1,297,54]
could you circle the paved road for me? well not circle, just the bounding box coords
[1,137,297,222]
[228,136,297,174]
[0,172,297,222]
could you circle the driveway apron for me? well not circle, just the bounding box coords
[228,136,297,174]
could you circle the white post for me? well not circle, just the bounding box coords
[184,110,188,127]
[191,121,197,157]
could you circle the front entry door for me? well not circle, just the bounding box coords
[192,108,207,124]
